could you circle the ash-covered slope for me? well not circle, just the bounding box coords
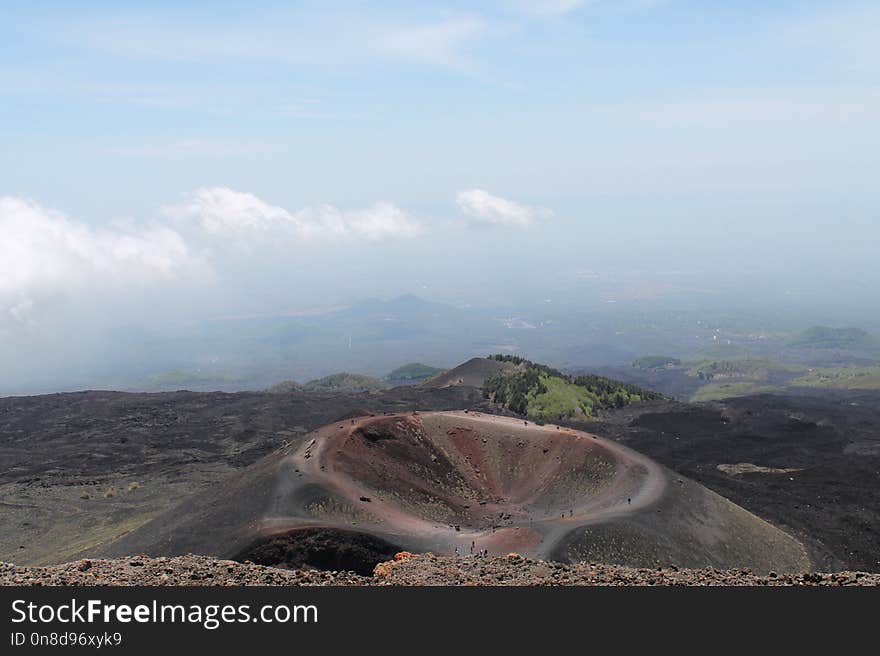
[97,411,809,574]
[422,357,517,388]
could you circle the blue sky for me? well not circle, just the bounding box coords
[3,1,878,211]
[1,1,879,344]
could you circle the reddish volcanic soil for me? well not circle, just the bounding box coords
[295,411,666,559]
[96,411,810,574]
[5,553,878,586]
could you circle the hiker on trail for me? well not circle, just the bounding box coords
[470,541,475,554]
[627,497,631,505]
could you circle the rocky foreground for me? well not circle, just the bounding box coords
[2,553,879,586]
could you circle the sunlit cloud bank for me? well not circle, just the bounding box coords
[2,186,539,329]
[0,196,191,327]
[164,187,423,243]
[456,189,552,227]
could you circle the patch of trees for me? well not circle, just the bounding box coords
[484,355,665,417]
[302,373,388,392]
[790,326,876,350]
[571,374,666,410]
[385,363,444,381]
[571,374,665,407]
[488,354,530,366]
[488,354,566,378]
[632,355,681,370]
[484,368,547,415]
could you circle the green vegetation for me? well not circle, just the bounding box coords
[484,367,544,415]
[691,382,782,402]
[484,356,664,421]
[632,355,681,370]
[488,354,530,366]
[385,362,445,381]
[268,372,389,394]
[692,342,754,359]
[685,358,801,401]
[267,380,303,394]
[687,358,799,382]
[790,326,877,350]
[303,372,388,393]
[790,366,880,390]
[686,358,880,400]
[527,376,599,420]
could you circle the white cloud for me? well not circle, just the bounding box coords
[456,189,551,227]
[164,187,423,243]
[302,202,423,241]
[0,188,422,330]
[0,196,191,326]
[163,188,292,234]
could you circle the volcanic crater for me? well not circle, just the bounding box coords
[98,411,810,574]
